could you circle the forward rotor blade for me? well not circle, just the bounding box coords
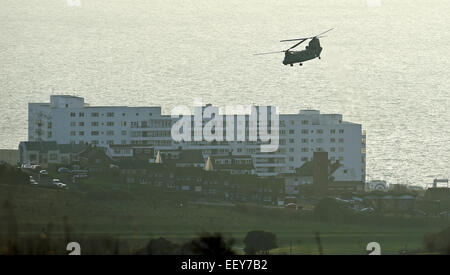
[287,39,307,50]
[253,50,285,56]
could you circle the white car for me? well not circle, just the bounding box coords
[30,179,38,185]
[39,170,49,176]
[58,183,68,189]
[53,180,67,189]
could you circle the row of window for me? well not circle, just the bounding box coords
[288,156,345,162]
[70,112,154,118]
[280,138,345,144]
[281,129,345,134]
[70,130,128,136]
[70,121,130,127]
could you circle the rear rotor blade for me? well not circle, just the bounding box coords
[280,37,310,42]
[314,28,334,37]
[287,39,307,50]
[253,50,285,56]
[280,28,334,42]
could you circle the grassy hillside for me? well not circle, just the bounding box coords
[0,176,448,255]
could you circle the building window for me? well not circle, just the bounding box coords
[70,131,76,136]
[107,121,114,126]
[79,112,84,117]
[106,130,114,136]
[301,120,309,125]
[330,129,336,134]
[70,112,76,117]
[339,129,344,134]
[330,147,336,152]
[79,122,84,126]
[330,138,336,143]
[301,138,308,143]
[47,122,52,129]
[91,131,99,136]
[301,147,308,152]
[316,129,323,134]
[91,122,99,127]
[121,121,127,126]
[47,131,52,138]
[79,131,84,136]
[107,112,115,117]
[289,130,295,134]
[91,140,99,145]
[121,130,127,136]
[301,129,308,134]
[91,112,99,117]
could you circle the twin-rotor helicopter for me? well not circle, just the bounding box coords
[254,28,333,67]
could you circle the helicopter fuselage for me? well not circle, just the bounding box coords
[282,46,322,65]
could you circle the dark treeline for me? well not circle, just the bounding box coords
[0,163,27,185]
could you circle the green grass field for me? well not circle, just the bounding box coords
[0,175,448,255]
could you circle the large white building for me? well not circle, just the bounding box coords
[28,95,366,180]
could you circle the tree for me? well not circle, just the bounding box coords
[182,233,235,255]
[424,226,450,254]
[313,197,352,223]
[144,237,180,255]
[243,230,278,255]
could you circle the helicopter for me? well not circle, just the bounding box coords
[254,28,333,67]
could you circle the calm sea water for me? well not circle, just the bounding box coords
[1,0,449,186]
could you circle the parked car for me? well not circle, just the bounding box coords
[57,183,68,189]
[411,209,427,217]
[30,179,38,185]
[439,211,450,218]
[73,173,88,179]
[58,167,71,173]
[39,170,49,176]
[285,203,298,210]
[360,207,375,214]
[72,169,89,174]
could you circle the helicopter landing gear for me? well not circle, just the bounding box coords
[318,56,321,60]
[299,63,303,66]
[290,64,293,67]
